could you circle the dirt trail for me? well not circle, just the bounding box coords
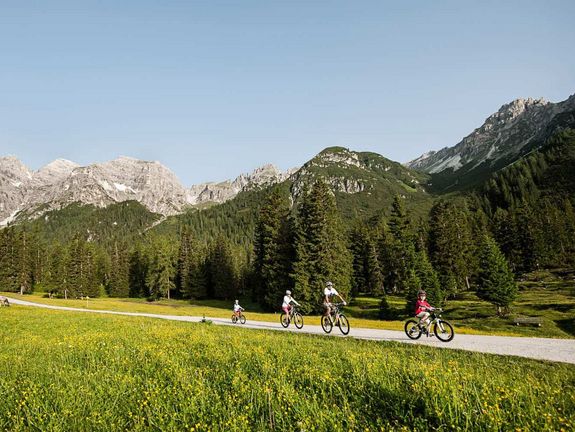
[6,296,575,365]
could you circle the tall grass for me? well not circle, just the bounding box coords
[1,307,573,431]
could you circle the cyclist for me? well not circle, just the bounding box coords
[282,290,300,317]
[415,290,435,331]
[323,281,346,319]
[233,299,244,319]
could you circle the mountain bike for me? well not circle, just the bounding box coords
[0,296,9,307]
[404,308,454,342]
[321,302,350,335]
[280,305,304,329]
[231,311,246,324]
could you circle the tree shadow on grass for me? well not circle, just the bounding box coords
[536,303,574,312]
[555,318,575,337]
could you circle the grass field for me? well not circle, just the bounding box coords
[4,273,574,338]
[1,306,574,431]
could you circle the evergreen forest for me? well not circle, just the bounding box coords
[1,130,574,317]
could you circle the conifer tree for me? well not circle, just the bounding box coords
[414,249,444,307]
[145,238,176,299]
[428,200,473,295]
[129,244,150,297]
[207,236,237,300]
[383,195,418,294]
[176,227,194,297]
[350,223,384,297]
[477,235,518,316]
[291,180,353,313]
[108,242,129,297]
[0,228,20,291]
[254,189,294,310]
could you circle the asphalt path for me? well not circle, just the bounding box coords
[5,296,575,365]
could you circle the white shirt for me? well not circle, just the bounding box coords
[233,303,242,312]
[324,287,339,301]
[282,295,297,308]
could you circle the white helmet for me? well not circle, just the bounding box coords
[326,281,333,287]
[235,299,239,303]
[286,290,291,295]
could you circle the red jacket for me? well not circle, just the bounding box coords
[415,299,431,315]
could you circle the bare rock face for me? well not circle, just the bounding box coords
[407,94,575,174]
[0,155,295,225]
[0,156,32,225]
[186,164,295,206]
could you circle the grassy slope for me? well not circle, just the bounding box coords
[0,307,573,431]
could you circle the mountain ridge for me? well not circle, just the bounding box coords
[0,156,295,226]
[406,94,575,191]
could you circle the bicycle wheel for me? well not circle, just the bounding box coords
[239,314,246,324]
[404,319,423,340]
[280,312,290,328]
[231,315,237,324]
[294,312,304,329]
[338,314,350,335]
[434,320,454,342]
[321,315,333,334]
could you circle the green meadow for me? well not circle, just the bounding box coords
[1,306,574,431]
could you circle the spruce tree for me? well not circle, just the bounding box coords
[129,244,150,297]
[254,189,294,310]
[428,200,473,295]
[108,242,129,297]
[291,180,353,314]
[207,236,237,300]
[145,238,176,300]
[477,235,518,316]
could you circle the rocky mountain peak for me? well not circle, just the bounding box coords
[406,93,573,177]
[34,159,80,185]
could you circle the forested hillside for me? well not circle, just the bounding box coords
[1,132,573,317]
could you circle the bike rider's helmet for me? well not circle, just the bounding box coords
[235,299,239,304]
[418,290,426,298]
[286,290,291,295]
[326,281,333,287]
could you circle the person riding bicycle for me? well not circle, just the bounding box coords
[415,290,435,330]
[282,290,300,317]
[233,299,244,318]
[323,281,346,319]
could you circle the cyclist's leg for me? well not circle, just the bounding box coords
[416,312,429,327]
[282,306,290,321]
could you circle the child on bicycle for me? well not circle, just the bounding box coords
[282,290,300,316]
[233,299,244,318]
[415,290,435,330]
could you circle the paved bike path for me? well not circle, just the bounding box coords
[6,297,575,365]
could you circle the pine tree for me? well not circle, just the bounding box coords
[477,235,518,316]
[129,244,150,297]
[207,236,237,300]
[428,200,473,295]
[254,189,294,310]
[291,180,353,314]
[350,223,384,297]
[108,242,129,297]
[414,249,444,307]
[145,238,176,300]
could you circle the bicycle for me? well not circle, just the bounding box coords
[404,308,454,342]
[231,311,246,324]
[321,302,350,335]
[0,296,9,307]
[280,305,304,329]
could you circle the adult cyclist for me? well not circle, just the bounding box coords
[323,281,346,318]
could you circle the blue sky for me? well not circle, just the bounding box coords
[1,1,574,185]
